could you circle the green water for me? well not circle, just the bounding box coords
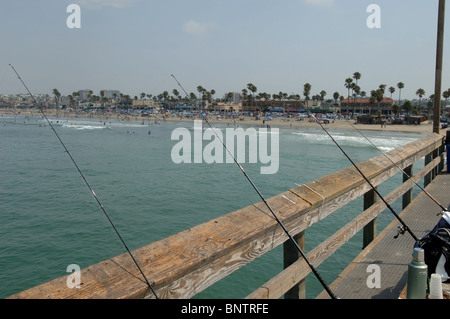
[0,114,427,298]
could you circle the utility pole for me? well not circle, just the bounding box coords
[434,0,446,134]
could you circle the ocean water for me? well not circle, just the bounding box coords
[0,114,428,299]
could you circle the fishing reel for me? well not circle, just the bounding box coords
[394,225,407,239]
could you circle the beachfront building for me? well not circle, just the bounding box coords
[228,92,241,104]
[132,99,155,109]
[101,90,121,99]
[241,100,305,113]
[214,103,242,113]
[340,97,395,115]
[77,90,92,101]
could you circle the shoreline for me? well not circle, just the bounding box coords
[1,107,446,135]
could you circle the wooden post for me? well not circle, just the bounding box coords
[283,231,305,299]
[402,165,413,209]
[363,188,377,249]
[434,0,446,134]
[447,131,450,173]
[438,140,445,173]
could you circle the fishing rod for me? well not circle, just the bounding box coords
[171,74,338,299]
[343,118,448,213]
[9,64,159,299]
[303,106,419,242]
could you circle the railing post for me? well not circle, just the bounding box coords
[436,134,446,174]
[447,131,450,173]
[363,188,377,249]
[283,231,305,299]
[402,165,413,209]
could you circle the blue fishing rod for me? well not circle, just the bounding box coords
[10,64,159,299]
[171,74,338,299]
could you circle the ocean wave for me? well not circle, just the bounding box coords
[62,124,108,131]
[291,131,417,151]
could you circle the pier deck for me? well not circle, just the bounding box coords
[318,171,450,299]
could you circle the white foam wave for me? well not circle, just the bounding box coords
[62,124,107,131]
[291,131,417,151]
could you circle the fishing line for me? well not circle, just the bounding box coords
[303,107,419,242]
[171,74,338,299]
[343,118,447,213]
[9,64,159,299]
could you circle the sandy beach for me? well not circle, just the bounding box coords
[2,107,447,136]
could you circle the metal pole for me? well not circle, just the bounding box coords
[434,0,446,134]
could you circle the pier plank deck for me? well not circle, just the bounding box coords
[317,171,450,299]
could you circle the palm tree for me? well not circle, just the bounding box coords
[388,87,395,115]
[370,90,377,115]
[320,90,326,111]
[416,88,425,111]
[100,90,107,108]
[360,90,367,114]
[397,82,404,105]
[101,97,108,109]
[369,96,376,116]
[375,89,384,115]
[303,83,311,109]
[344,78,353,115]
[172,89,180,101]
[247,83,257,101]
[353,72,361,113]
[162,91,169,109]
[353,72,361,86]
[189,92,197,106]
[443,89,450,109]
[52,88,61,109]
[67,95,74,108]
[353,85,360,114]
[389,86,395,99]
[72,91,80,109]
[241,88,248,100]
[225,92,233,103]
[392,104,400,116]
[209,89,216,111]
[428,94,435,115]
[333,92,340,112]
[403,100,412,115]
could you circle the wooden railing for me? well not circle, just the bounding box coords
[9,133,445,299]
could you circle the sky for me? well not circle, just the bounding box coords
[0,0,449,101]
